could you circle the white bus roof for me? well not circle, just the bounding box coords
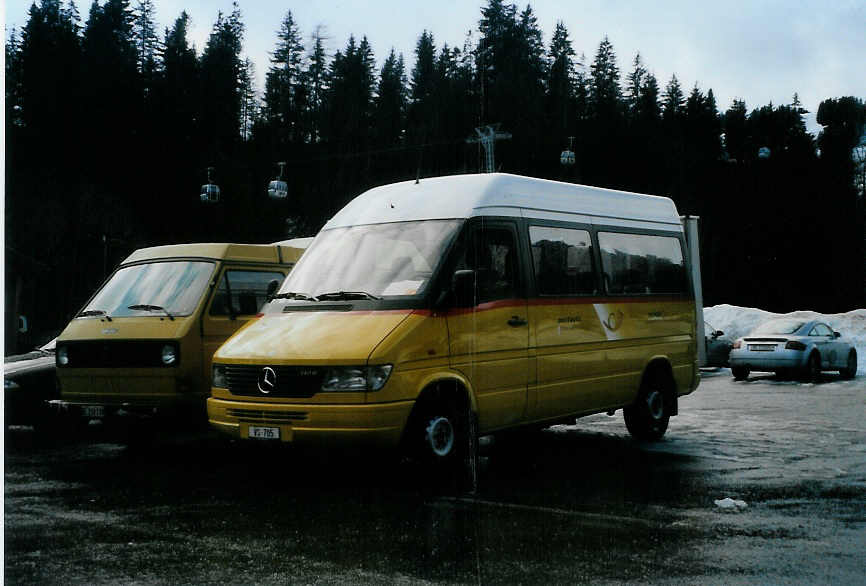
[324,173,682,230]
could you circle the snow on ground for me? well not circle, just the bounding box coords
[704,304,866,375]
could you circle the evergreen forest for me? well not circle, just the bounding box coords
[5,0,865,351]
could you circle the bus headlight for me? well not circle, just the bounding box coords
[212,364,227,389]
[161,344,178,366]
[321,365,392,392]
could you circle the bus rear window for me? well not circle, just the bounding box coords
[598,232,686,295]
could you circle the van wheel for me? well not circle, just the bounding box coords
[408,390,477,492]
[840,350,857,380]
[731,366,750,381]
[624,373,671,441]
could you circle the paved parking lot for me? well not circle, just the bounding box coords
[5,370,865,584]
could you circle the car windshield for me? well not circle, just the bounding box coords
[278,220,462,299]
[82,261,215,318]
[750,319,806,335]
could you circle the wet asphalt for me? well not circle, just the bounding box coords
[4,370,865,585]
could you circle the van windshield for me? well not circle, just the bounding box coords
[279,220,462,299]
[81,261,215,318]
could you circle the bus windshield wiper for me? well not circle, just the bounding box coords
[128,304,175,321]
[271,291,319,301]
[315,291,382,301]
[77,309,112,321]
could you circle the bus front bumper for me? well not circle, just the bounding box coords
[206,397,414,446]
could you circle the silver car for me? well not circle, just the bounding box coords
[729,318,858,381]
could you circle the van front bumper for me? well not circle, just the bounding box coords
[207,397,414,446]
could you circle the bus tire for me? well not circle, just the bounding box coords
[624,371,671,442]
[407,385,477,492]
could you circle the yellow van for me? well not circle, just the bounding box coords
[53,242,305,424]
[208,174,701,469]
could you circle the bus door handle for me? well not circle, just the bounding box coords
[508,316,528,327]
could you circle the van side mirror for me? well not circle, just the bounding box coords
[452,269,476,308]
[834,331,841,338]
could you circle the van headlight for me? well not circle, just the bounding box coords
[57,346,69,366]
[212,364,227,389]
[321,365,392,392]
[161,344,179,366]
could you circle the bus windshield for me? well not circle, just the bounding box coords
[81,261,216,318]
[278,220,462,300]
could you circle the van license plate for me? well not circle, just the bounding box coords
[82,405,104,418]
[248,426,280,440]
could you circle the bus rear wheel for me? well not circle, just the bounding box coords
[624,374,671,441]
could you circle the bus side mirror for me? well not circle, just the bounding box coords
[452,269,476,308]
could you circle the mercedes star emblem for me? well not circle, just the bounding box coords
[257,366,277,394]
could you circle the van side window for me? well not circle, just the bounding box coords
[598,232,686,295]
[529,226,596,295]
[210,270,285,316]
[453,227,519,304]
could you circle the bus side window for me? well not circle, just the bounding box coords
[529,226,596,295]
[452,226,519,304]
[597,232,686,295]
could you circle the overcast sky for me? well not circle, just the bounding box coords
[5,0,865,134]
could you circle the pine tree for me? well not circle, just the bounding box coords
[200,4,245,154]
[662,74,684,120]
[264,11,306,144]
[305,26,329,143]
[374,48,407,147]
[589,35,621,121]
[626,53,646,118]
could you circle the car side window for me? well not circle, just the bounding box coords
[210,270,285,316]
[812,323,832,337]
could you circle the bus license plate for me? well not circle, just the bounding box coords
[82,405,105,418]
[248,426,280,440]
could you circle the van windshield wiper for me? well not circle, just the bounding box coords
[128,304,175,321]
[315,291,382,301]
[77,309,112,321]
[271,291,319,301]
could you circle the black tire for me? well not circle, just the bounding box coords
[802,352,821,383]
[840,350,857,380]
[407,388,477,492]
[623,371,672,442]
[731,366,750,381]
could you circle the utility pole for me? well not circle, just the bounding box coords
[466,124,512,173]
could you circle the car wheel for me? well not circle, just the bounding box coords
[840,350,857,380]
[802,352,821,383]
[624,372,671,441]
[731,366,750,381]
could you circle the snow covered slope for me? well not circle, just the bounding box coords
[704,304,866,375]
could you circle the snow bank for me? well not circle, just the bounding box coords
[704,304,866,375]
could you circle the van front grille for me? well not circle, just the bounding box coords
[224,364,323,398]
[226,408,308,424]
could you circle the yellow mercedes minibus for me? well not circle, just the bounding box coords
[53,242,305,424]
[208,174,701,470]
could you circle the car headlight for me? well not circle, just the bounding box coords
[732,340,742,349]
[57,346,69,366]
[161,344,179,366]
[5,379,20,390]
[321,365,393,392]
[212,364,227,388]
